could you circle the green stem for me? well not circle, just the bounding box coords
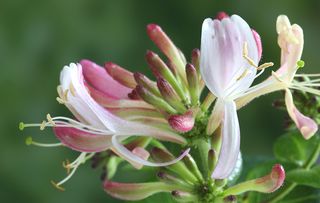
[268,142,320,203]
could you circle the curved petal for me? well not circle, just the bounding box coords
[53,127,112,152]
[111,134,190,167]
[80,59,131,99]
[200,15,258,98]
[285,89,318,139]
[212,100,240,179]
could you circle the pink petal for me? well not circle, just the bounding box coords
[252,29,262,60]
[80,59,131,99]
[285,89,318,139]
[130,147,150,169]
[53,127,111,152]
[212,100,240,179]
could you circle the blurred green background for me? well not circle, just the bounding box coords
[1,0,320,202]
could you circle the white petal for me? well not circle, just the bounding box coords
[111,134,190,167]
[212,100,240,179]
[200,15,258,98]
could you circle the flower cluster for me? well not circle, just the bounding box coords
[20,11,319,202]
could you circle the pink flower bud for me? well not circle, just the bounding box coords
[104,62,136,89]
[216,12,229,20]
[168,111,195,133]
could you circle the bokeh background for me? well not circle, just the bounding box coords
[1,0,320,202]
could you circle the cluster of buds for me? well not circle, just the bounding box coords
[19,10,320,202]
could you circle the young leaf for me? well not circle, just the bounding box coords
[286,165,320,188]
[273,131,319,166]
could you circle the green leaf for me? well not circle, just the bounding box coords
[273,131,319,166]
[286,165,320,188]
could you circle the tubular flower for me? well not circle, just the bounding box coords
[200,14,264,179]
[236,15,318,139]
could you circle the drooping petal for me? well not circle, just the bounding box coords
[212,100,240,179]
[223,164,285,196]
[53,127,112,152]
[80,59,131,99]
[200,15,258,98]
[111,134,190,167]
[285,89,318,139]
[103,181,178,201]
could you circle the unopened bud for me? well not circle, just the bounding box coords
[191,49,200,73]
[168,111,195,133]
[136,85,177,114]
[128,89,140,100]
[104,62,136,88]
[216,12,229,20]
[208,149,217,176]
[150,147,198,184]
[186,63,200,105]
[146,24,187,83]
[183,154,203,182]
[157,77,186,113]
[222,164,285,196]
[134,72,161,97]
[171,190,197,202]
[145,50,187,102]
[223,195,237,203]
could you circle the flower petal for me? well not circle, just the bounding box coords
[111,134,190,167]
[212,100,240,179]
[80,59,131,99]
[53,127,111,152]
[285,89,318,139]
[200,15,258,98]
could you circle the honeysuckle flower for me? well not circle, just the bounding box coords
[236,15,318,139]
[200,14,264,179]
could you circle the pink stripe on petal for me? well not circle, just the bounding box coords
[285,89,318,139]
[252,29,262,60]
[80,59,131,99]
[53,127,111,152]
[212,100,240,179]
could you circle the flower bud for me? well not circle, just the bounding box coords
[104,181,178,201]
[216,12,229,20]
[150,147,198,184]
[183,154,203,182]
[147,24,186,83]
[104,62,136,88]
[222,164,285,196]
[171,190,197,202]
[157,77,186,113]
[168,111,195,133]
[191,49,200,74]
[134,72,161,97]
[136,85,177,114]
[157,171,191,189]
[208,149,217,177]
[223,195,237,203]
[145,50,187,102]
[186,63,199,105]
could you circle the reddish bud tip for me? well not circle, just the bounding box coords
[147,24,161,35]
[168,111,195,133]
[270,164,286,192]
[191,49,200,58]
[216,12,229,20]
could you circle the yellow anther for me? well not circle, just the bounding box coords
[257,62,274,71]
[51,180,65,192]
[40,121,46,131]
[56,97,65,104]
[46,114,56,125]
[62,159,71,174]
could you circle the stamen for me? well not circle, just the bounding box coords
[40,121,47,130]
[51,152,93,191]
[257,62,274,71]
[295,73,320,77]
[62,159,71,174]
[25,136,63,147]
[69,84,76,96]
[46,114,56,126]
[56,97,65,104]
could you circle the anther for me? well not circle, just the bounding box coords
[69,84,76,96]
[40,120,47,130]
[51,180,65,192]
[257,62,274,71]
[62,159,71,174]
[56,97,65,104]
[236,69,249,81]
[46,114,56,125]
